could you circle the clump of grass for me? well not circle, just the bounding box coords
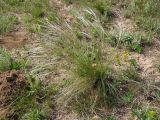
[0,48,27,72]
[0,15,18,35]
[31,6,44,18]
[43,9,140,114]
[93,0,113,20]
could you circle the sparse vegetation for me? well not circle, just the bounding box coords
[124,0,160,38]
[0,0,160,119]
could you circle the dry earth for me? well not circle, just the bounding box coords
[0,70,26,119]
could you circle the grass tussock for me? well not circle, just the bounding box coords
[42,9,141,114]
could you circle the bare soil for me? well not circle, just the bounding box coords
[0,30,28,50]
[0,70,26,119]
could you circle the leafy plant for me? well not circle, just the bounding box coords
[121,91,134,104]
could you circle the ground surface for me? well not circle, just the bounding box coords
[0,0,160,120]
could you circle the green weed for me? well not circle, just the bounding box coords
[121,91,134,104]
[21,108,47,120]
[31,6,44,18]
[133,106,159,120]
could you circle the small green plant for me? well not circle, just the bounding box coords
[0,48,27,71]
[133,106,159,120]
[121,91,134,104]
[93,0,112,19]
[31,6,44,18]
[0,15,18,35]
[21,108,47,120]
